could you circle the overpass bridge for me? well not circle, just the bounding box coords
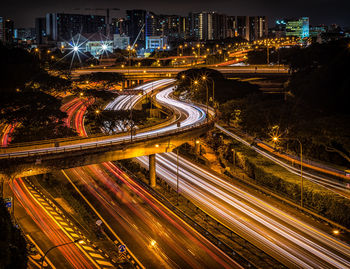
[0,85,210,180]
[73,65,290,87]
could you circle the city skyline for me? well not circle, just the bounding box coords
[3,0,350,28]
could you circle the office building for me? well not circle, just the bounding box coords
[111,18,127,35]
[60,33,113,57]
[113,34,130,49]
[309,25,327,38]
[247,16,268,41]
[212,13,228,40]
[0,17,3,42]
[46,13,106,41]
[14,28,35,41]
[1,19,14,43]
[145,35,167,50]
[188,12,200,40]
[285,17,309,38]
[199,12,214,40]
[126,10,149,47]
[35,17,47,44]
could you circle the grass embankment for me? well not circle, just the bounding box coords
[208,132,350,229]
[36,173,105,241]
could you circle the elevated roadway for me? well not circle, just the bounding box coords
[73,65,290,80]
[0,80,211,179]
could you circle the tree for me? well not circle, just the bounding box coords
[0,201,27,268]
[176,68,259,104]
[28,72,72,96]
[0,43,41,91]
[86,110,147,134]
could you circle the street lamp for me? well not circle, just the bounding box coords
[201,75,215,117]
[273,136,303,207]
[129,108,134,142]
[41,239,83,268]
[202,76,209,120]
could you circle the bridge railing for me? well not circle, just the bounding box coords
[0,119,213,159]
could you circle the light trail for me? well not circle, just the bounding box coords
[0,81,207,158]
[1,123,16,147]
[12,178,96,269]
[100,79,350,268]
[136,152,350,268]
[215,124,350,198]
[62,79,240,268]
[65,163,240,268]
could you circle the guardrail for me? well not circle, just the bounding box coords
[0,83,210,160]
[0,119,213,159]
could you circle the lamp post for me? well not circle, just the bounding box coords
[201,75,215,106]
[273,136,303,207]
[130,108,133,142]
[41,239,83,268]
[266,44,270,65]
[201,76,209,121]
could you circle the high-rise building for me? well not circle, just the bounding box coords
[199,12,214,40]
[126,9,159,48]
[212,13,228,40]
[179,16,189,39]
[145,36,167,50]
[247,16,268,41]
[113,34,130,49]
[3,19,14,43]
[46,13,106,41]
[35,17,47,44]
[126,10,147,47]
[226,16,268,41]
[188,12,200,40]
[285,17,309,38]
[14,28,35,41]
[309,25,327,38]
[111,18,128,36]
[226,16,237,38]
[235,16,249,40]
[0,17,3,42]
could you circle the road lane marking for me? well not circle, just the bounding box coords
[23,179,115,268]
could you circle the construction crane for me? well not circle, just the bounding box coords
[131,24,145,49]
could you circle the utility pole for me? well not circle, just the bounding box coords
[266,46,269,65]
[130,108,133,142]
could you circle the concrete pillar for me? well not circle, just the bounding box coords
[195,140,200,155]
[149,154,156,187]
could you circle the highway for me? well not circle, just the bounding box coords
[62,79,241,268]
[136,151,350,268]
[5,97,115,269]
[1,123,15,146]
[11,178,103,269]
[101,80,350,268]
[64,164,241,268]
[105,79,174,111]
[215,124,350,199]
[0,80,207,159]
[74,66,289,76]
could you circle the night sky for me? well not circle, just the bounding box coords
[3,0,350,28]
